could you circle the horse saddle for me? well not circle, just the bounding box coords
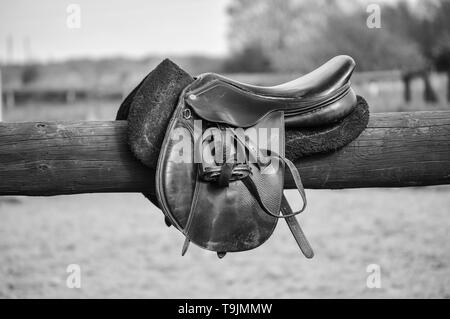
[117,55,369,259]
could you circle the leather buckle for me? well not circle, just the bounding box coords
[182,108,192,119]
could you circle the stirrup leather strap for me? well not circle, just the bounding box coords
[281,195,314,258]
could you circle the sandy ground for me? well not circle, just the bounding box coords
[1,187,449,299]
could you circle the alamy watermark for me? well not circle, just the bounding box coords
[66,4,81,29]
[66,264,81,288]
[366,4,381,29]
[366,264,381,288]
[169,120,281,173]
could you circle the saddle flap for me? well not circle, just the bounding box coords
[156,84,286,251]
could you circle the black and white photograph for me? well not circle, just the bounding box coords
[0,0,449,302]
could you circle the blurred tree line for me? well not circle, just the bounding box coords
[223,0,450,73]
[4,0,449,96]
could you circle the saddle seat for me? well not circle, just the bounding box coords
[185,55,357,128]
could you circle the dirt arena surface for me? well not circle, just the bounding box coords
[1,186,449,298]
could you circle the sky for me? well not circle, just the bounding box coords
[0,0,231,63]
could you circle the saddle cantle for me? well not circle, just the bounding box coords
[117,55,369,259]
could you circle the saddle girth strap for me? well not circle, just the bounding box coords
[180,169,202,256]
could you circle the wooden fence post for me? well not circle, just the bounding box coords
[402,72,411,103]
[0,68,2,122]
[423,71,439,103]
[447,69,450,102]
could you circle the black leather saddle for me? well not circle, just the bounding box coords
[117,55,369,259]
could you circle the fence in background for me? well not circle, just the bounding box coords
[4,70,447,110]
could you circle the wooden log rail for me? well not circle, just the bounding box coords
[0,111,450,196]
